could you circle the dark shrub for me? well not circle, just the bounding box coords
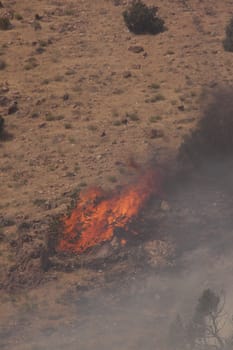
[179,89,233,164]
[123,0,165,35]
[0,17,11,30]
[223,17,233,52]
[0,59,6,70]
[0,115,5,137]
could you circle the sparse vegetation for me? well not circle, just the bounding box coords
[41,78,50,85]
[0,115,5,137]
[68,136,76,144]
[14,13,23,20]
[149,83,160,90]
[32,20,42,31]
[145,94,165,103]
[113,120,122,126]
[87,124,98,131]
[33,198,47,208]
[0,59,6,70]
[0,17,11,30]
[64,8,75,16]
[54,74,64,82]
[149,115,162,123]
[45,113,64,121]
[24,57,38,70]
[79,181,87,187]
[64,122,72,129]
[123,0,165,35]
[107,175,117,183]
[126,112,140,121]
[223,16,233,52]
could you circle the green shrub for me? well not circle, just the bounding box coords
[123,0,165,35]
[14,13,23,21]
[223,17,233,52]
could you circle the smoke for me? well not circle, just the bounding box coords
[2,89,233,350]
[6,248,233,350]
[4,159,233,350]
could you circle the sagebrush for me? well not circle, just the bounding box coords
[123,0,165,35]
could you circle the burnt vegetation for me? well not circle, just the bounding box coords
[123,0,165,35]
[168,289,233,350]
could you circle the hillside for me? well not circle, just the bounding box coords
[1,0,233,349]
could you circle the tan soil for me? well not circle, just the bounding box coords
[1,0,233,349]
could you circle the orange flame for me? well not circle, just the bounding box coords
[58,169,162,253]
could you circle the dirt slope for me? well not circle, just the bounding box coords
[1,0,233,348]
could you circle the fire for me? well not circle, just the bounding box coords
[58,169,162,253]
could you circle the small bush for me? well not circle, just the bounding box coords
[24,57,38,70]
[0,17,11,30]
[123,0,165,35]
[0,59,6,70]
[223,17,233,52]
[14,13,23,21]
[126,112,140,121]
[0,115,4,136]
[179,89,233,164]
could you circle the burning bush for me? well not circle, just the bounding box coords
[123,0,165,35]
[57,169,162,254]
[223,16,233,52]
[178,89,233,164]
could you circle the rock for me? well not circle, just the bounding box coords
[101,131,106,137]
[128,45,144,53]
